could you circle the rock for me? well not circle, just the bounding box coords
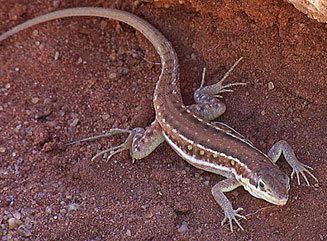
[287,0,327,22]
[109,72,118,79]
[17,224,32,237]
[174,200,190,213]
[8,3,27,21]
[54,51,60,61]
[77,57,83,64]
[8,217,22,229]
[52,0,61,8]
[31,97,40,104]
[268,81,274,90]
[67,203,78,212]
[45,206,52,214]
[69,118,79,127]
[12,211,21,220]
[177,221,189,233]
[101,114,110,120]
[32,126,50,146]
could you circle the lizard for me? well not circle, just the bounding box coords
[0,7,318,232]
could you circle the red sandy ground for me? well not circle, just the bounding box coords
[0,0,326,240]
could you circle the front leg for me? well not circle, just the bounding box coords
[268,140,318,185]
[69,120,164,162]
[211,178,246,232]
[188,57,246,121]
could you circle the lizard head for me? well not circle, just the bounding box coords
[243,166,290,205]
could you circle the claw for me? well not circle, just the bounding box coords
[290,161,318,186]
[67,128,132,145]
[213,82,246,97]
[67,128,135,161]
[201,57,246,98]
[221,207,246,232]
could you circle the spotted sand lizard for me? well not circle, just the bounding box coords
[0,7,318,231]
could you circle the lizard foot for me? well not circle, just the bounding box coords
[68,128,138,161]
[200,57,246,99]
[290,159,318,186]
[221,207,246,232]
[268,140,318,186]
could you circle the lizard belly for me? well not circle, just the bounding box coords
[162,132,233,178]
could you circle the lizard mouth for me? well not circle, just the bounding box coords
[244,185,288,206]
[268,197,288,206]
[261,194,288,206]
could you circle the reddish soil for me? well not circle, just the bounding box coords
[0,0,326,240]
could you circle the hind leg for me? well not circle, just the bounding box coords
[69,120,164,162]
[188,57,246,121]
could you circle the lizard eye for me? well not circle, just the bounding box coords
[258,180,265,190]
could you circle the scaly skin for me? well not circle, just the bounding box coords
[0,7,318,232]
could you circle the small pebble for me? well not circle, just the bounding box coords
[12,211,21,220]
[35,41,40,46]
[293,118,301,122]
[15,67,20,71]
[54,51,60,61]
[231,190,239,197]
[65,194,73,199]
[100,20,108,29]
[109,72,118,79]
[59,110,66,116]
[101,114,110,120]
[31,97,40,104]
[17,224,32,237]
[164,3,170,8]
[122,68,129,75]
[268,81,274,90]
[67,203,78,212]
[5,195,14,205]
[126,229,132,236]
[59,208,66,214]
[0,147,6,153]
[32,30,39,36]
[8,217,22,229]
[174,201,190,213]
[109,53,117,61]
[77,57,83,64]
[52,0,61,8]
[0,169,8,178]
[5,83,10,89]
[69,118,79,127]
[45,207,52,214]
[32,126,50,146]
[141,204,148,209]
[131,51,139,58]
[177,221,188,233]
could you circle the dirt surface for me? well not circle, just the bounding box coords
[0,0,326,240]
